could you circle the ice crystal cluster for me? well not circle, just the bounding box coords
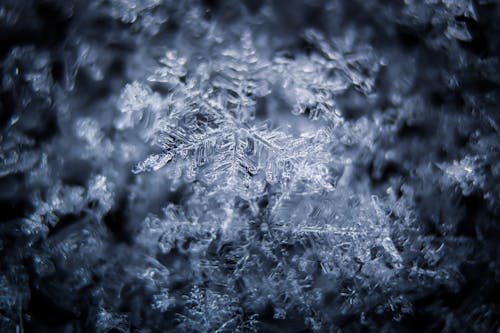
[1,0,499,332]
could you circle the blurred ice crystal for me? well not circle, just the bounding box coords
[88,174,114,214]
[74,117,104,146]
[438,155,486,196]
[151,288,173,312]
[446,21,473,42]
[148,51,187,85]
[274,29,379,121]
[107,0,161,23]
[0,134,38,177]
[116,81,163,130]
[95,307,129,333]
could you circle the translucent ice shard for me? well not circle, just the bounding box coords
[132,152,173,173]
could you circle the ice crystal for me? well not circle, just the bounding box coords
[177,285,257,333]
[0,0,499,332]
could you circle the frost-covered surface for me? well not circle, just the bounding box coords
[1,0,499,332]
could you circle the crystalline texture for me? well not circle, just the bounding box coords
[1,1,498,332]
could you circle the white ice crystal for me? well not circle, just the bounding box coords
[438,155,486,195]
[1,1,498,332]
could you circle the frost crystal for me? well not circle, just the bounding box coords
[1,0,499,332]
